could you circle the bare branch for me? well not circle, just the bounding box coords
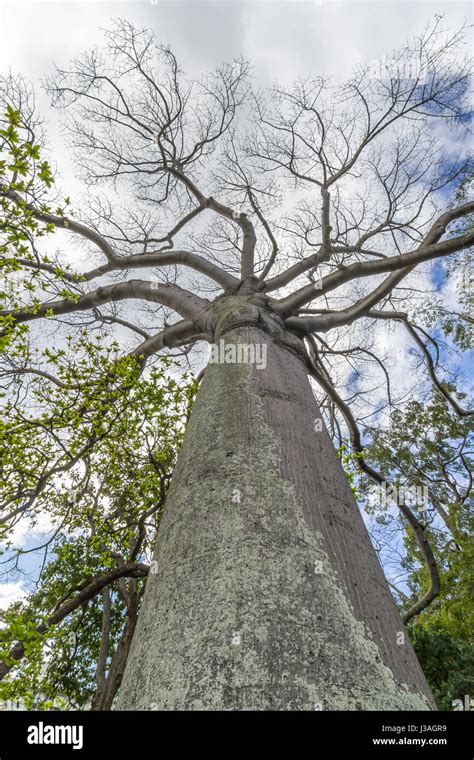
[0,561,149,681]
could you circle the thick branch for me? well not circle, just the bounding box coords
[286,267,411,334]
[168,165,256,278]
[132,319,209,362]
[0,562,149,681]
[274,201,474,313]
[1,280,210,325]
[82,249,238,290]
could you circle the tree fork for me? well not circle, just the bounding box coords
[116,308,436,710]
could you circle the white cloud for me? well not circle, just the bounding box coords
[0,581,26,611]
[1,1,471,85]
[5,509,56,548]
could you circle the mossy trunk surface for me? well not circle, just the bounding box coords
[116,323,435,710]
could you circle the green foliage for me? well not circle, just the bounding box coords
[0,106,75,351]
[409,624,474,711]
[0,107,199,708]
[0,332,197,709]
[337,441,364,499]
[0,105,54,260]
[0,538,129,709]
[360,393,473,710]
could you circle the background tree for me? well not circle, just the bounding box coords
[0,214,196,710]
[0,19,472,710]
[357,392,473,709]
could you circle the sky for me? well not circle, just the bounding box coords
[0,0,472,609]
[1,0,471,224]
[1,2,471,93]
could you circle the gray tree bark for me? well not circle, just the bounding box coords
[116,311,436,710]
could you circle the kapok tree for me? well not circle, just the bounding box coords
[1,19,473,710]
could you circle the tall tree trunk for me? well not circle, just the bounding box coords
[116,318,435,710]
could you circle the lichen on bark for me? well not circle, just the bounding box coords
[116,323,435,711]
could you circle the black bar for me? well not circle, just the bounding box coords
[0,710,471,758]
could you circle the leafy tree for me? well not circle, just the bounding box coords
[0,324,197,709]
[359,393,473,709]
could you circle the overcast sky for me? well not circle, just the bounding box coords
[1,1,471,206]
[0,1,471,609]
[1,1,471,89]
